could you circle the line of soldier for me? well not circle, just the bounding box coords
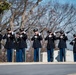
[0,28,76,62]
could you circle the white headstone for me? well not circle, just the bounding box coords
[41,50,74,62]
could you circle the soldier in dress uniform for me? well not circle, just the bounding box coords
[19,28,27,62]
[0,30,2,53]
[45,30,56,62]
[31,28,42,62]
[3,28,15,62]
[57,30,68,62]
[14,32,23,62]
[70,34,76,62]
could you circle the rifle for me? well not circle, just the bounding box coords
[25,27,30,32]
[40,28,46,33]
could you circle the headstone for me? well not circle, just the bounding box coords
[41,50,74,62]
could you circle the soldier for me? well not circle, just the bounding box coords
[3,28,15,62]
[57,30,68,62]
[31,28,42,62]
[70,34,76,62]
[19,28,27,62]
[14,32,23,62]
[45,30,56,62]
[0,30,2,53]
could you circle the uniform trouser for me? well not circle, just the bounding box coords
[16,49,23,62]
[47,49,54,62]
[22,48,26,62]
[34,48,39,62]
[74,53,76,62]
[60,48,66,62]
[7,49,12,62]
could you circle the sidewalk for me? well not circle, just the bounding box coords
[0,62,76,65]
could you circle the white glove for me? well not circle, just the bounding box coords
[8,34,10,37]
[39,33,41,36]
[12,32,14,35]
[35,36,37,38]
[49,35,52,37]
[20,35,23,37]
[54,32,56,36]
[65,33,67,36]
[24,31,26,34]
[60,36,63,38]
[73,41,75,43]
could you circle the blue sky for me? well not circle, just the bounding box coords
[56,0,76,4]
[14,0,76,5]
[42,0,76,5]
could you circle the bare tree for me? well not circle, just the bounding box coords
[0,0,76,62]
